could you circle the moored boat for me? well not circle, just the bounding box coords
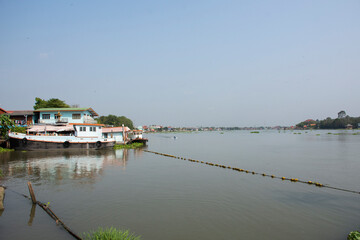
[127,129,148,145]
[9,123,115,150]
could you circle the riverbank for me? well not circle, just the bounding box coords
[0,147,13,153]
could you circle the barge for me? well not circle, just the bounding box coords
[9,123,115,150]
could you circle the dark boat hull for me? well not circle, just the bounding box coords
[127,138,148,145]
[9,137,115,151]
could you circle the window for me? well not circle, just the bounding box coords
[42,114,50,119]
[72,114,81,119]
[80,126,86,131]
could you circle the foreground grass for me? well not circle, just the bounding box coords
[113,143,144,149]
[0,147,14,153]
[83,227,141,240]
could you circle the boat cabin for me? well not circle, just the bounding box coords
[128,130,143,140]
[27,124,75,136]
[70,123,104,138]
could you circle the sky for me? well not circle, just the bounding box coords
[1,0,359,127]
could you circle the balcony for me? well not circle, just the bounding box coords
[59,118,68,123]
[84,116,97,124]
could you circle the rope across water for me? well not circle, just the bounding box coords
[144,150,360,195]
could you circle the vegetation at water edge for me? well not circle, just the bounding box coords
[0,115,27,137]
[83,227,141,240]
[348,230,360,240]
[114,143,144,149]
[0,114,13,137]
[0,147,14,153]
[296,110,360,129]
[250,131,260,133]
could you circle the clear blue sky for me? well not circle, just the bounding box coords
[1,0,359,127]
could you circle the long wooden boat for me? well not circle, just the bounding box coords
[8,123,115,150]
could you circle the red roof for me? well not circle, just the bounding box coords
[0,107,7,114]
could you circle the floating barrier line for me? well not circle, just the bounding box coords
[144,150,360,195]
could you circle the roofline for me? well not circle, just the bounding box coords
[34,108,99,117]
[69,123,104,126]
[87,108,99,117]
[0,107,8,113]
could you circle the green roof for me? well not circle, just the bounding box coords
[34,108,98,116]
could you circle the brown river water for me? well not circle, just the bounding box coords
[0,130,360,239]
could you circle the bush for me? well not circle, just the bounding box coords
[114,143,144,149]
[0,147,14,153]
[348,231,360,240]
[11,126,26,134]
[83,227,141,240]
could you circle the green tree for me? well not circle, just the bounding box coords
[33,97,70,110]
[98,115,134,129]
[0,114,14,137]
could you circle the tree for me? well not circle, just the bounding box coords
[97,115,134,129]
[33,97,70,110]
[0,114,13,137]
[338,110,346,119]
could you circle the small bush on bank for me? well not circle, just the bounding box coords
[0,147,14,153]
[83,227,141,240]
[114,143,144,149]
[348,230,360,240]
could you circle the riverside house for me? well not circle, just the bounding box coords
[34,108,98,124]
[102,126,131,143]
[7,110,34,126]
[0,108,34,126]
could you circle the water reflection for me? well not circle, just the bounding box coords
[28,204,36,226]
[0,149,140,185]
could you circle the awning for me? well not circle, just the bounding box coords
[28,125,75,132]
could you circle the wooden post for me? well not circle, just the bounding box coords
[27,182,36,204]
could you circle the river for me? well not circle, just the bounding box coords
[0,130,359,239]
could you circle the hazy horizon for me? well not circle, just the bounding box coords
[1,1,359,127]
